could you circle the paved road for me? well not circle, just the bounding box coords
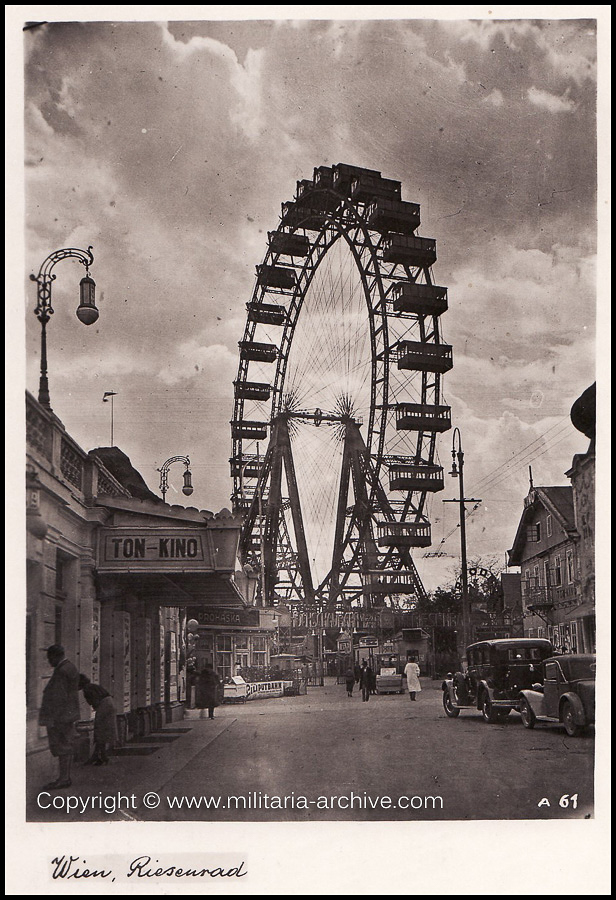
[28,679,594,822]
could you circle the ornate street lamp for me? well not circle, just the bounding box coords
[31,246,98,409]
[158,456,194,503]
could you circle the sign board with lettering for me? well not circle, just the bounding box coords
[96,526,239,573]
[188,607,261,628]
[358,636,378,648]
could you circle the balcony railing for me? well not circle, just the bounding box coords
[26,391,130,502]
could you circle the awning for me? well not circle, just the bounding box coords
[96,570,248,607]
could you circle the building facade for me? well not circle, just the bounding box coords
[25,391,247,754]
[507,384,596,654]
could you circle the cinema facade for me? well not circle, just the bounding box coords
[25,391,269,754]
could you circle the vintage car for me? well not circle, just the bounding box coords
[442,638,554,723]
[375,667,404,694]
[518,654,596,736]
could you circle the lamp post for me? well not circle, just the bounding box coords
[158,456,194,503]
[443,428,481,655]
[31,246,98,410]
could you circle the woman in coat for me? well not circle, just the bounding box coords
[195,665,222,719]
[404,659,422,701]
[344,667,355,697]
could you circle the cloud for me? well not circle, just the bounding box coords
[483,88,505,106]
[21,18,599,574]
[159,24,265,140]
[157,341,237,386]
[527,86,577,113]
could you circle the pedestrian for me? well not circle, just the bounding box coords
[195,664,222,719]
[359,660,373,702]
[38,644,80,789]
[344,666,355,697]
[370,664,377,695]
[354,662,362,685]
[80,679,117,765]
[404,658,422,701]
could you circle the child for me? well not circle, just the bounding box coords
[80,677,117,765]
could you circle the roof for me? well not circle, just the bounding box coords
[89,447,162,502]
[467,638,553,650]
[541,486,575,525]
[508,485,576,565]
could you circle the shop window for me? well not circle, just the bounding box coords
[216,635,232,679]
[251,636,267,669]
[234,636,248,650]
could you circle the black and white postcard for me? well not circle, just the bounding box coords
[7,5,610,895]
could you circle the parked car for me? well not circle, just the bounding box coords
[375,667,404,694]
[518,654,596,736]
[442,638,554,723]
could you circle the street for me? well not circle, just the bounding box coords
[27,679,594,823]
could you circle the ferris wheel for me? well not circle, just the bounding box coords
[230,163,453,611]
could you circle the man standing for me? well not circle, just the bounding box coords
[404,657,422,701]
[38,645,80,789]
[359,660,373,702]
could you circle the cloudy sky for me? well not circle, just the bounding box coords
[16,8,604,591]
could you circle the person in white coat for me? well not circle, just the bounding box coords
[404,659,421,701]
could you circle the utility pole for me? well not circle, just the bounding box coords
[443,428,482,655]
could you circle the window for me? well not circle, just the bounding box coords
[544,661,559,681]
[538,626,546,638]
[55,548,74,597]
[544,560,551,587]
[554,555,562,586]
[546,514,553,537]
[570,621,578,653]
[251,635,267,668]
[535,522,541,543]
[234,636,248,650]
[216,634,232,680]
[566,550,574,584]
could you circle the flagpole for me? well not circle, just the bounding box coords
[103,392,118,446]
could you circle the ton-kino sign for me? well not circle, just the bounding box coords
[96,526,238,573]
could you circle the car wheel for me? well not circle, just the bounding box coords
[519,698,536,729]
[481,694,498,723]
[442,691,460,718]
[562,700,582,737]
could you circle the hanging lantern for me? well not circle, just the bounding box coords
[76,274,99,325]
[182,467,194,496]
